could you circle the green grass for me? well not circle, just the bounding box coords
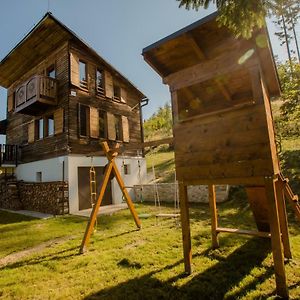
[146,149,175,183]
[0,200,300,299]
[0,210,86,259]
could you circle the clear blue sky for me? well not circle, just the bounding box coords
[0,0,297,128]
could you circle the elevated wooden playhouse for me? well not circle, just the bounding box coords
[143,12,299,298]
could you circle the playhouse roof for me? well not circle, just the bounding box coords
[0,13,146,98]
[142,12,280,98]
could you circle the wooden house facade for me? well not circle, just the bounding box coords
[0,13,147,213]
[143,12,298,298]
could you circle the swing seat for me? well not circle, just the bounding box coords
[156,213,180,218]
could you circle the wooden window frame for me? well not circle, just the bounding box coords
[99,110,107,139]
[36,118,45,140]
[45,114,54,137]
[96,68,104,96]
[46,64,56,79]
[114,114,123,141]
[113,83,121,101]
[79,60,88,90]
[78,103,90,137]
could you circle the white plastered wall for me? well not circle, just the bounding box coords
[16,155,147,214]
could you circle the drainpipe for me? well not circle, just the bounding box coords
[139,97,149,157]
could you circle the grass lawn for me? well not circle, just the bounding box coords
[0,197,300,300]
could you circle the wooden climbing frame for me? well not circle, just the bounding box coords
[79,142,141,254]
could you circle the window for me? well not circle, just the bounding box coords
[113,83,121,100]
[96,69,104,95]
[99,110,107,138]
[79,61,87,88]
[36,172,42,182]
[114,115,122,141]
[123,164,131,175]
[47,115,54,136]
[79,104,90,136]
[47,65,56,79]
[38,118,44,139]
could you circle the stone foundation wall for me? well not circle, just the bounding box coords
[134,183,229,203]
[0,181,69,215]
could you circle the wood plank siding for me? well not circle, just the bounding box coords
[2,14,145,163]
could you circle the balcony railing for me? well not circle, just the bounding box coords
[14,75,57,115]
[0,144,20,167]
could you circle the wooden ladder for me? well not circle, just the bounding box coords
[279,173,300,222]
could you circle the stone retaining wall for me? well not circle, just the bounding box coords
[0,181,69,215]
[134,183,229,203]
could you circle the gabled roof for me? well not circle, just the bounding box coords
[143,12,280,97]
[0,13,146,98]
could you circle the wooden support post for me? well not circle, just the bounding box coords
[112,161,141,229]
[79,142,141,254]
[265,177,289,299]
[178,182,192,274]
[208,184,219,249]
[276,181,292,259]
[79,162,113,254]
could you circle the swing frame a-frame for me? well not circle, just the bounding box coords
[79,141,141,254]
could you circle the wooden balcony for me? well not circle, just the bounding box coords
[15,75,57,115]
[0,144,20,167]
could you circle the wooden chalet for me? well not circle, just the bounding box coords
[0,13,147,214]
[143,12,299,298]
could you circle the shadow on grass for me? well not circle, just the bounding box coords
[0,210,37,225]
[84,238,274,300]
[0,245,79,271]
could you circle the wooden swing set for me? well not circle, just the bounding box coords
[79,142,141,254]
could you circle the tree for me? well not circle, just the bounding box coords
[177,0,268,38]
[272,0,300,64]
[177,0,299,49]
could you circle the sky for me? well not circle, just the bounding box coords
[0,0,298,128]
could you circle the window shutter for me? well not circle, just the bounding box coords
[122,116,130,143]
[107,112,116,140]
[54,108,64,135]
[70,52,80,87]
[104,70,113,98]
[120,88,127,103]
[7,90,14,112]
[28,121,35,143]
[90,107,99,138]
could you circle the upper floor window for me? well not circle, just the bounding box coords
[114,115,122,141]
[113,84,121,101]
[78,104,90,136]
[99,110,107,138]
[38,118,44,140]
[47,115,54,136]
[47,65,56,79]
[96,69,104,95]
[79,61,88,89]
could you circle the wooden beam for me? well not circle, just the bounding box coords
[164,49,258,91]
[179,182,192,274]
[276,180,292,259]
[79,159,113,254]
[79,142,141,254]
[112,160,141,229]
[264,176,289,298]
[208,185,219,248]
[184,33,232,102]
[184,33,206,60]
[216,227,271,238]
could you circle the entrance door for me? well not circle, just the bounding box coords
[78,167,112,210]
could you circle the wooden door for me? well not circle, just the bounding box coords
[78,167,112,210]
